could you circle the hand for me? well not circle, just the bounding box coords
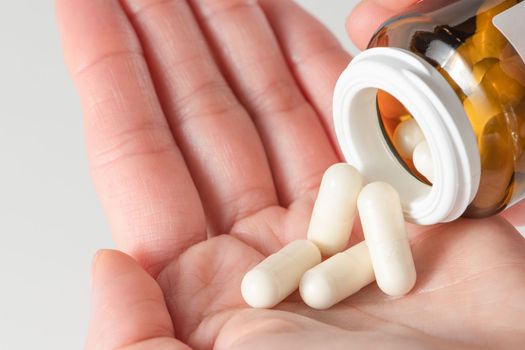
[57,0,525,349]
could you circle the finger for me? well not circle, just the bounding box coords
[56,0,206,276]
[189,0,338,205]
[347,0,418,50]
[501,201,525,227]
[120,0,278,235]
[86,250,190,350]
[259,0,351,144]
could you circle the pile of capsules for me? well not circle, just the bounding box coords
[241,161,423,310]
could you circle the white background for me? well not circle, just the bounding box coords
[0,1,359,349]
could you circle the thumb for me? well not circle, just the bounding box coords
[346,0,418,50]
[86,250,190,350]
[501,201,525,227]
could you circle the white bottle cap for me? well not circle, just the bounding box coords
[333,48,481,225]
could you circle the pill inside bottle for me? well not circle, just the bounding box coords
[413,141,434,183]
[377,90,434,185]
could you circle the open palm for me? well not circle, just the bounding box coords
[57,0,525,349]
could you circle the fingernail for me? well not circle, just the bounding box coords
[91,249,108,283]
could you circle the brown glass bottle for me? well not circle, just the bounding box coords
[369,0,525,218]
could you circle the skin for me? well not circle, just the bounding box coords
[55,0,525,349]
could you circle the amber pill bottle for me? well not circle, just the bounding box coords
[333,0,525,224]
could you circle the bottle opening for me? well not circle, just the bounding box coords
[334,48,481,224]
[376,90,434,186]
[337,86,434,223]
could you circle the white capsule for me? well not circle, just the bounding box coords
[357,182,416,297]
[299,241,375,310]
[413,141,434,183]
[393,119,425,159]
[241,240,321,309]
[307,163,363,256]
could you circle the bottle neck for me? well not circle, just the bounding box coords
[333,48,481,225]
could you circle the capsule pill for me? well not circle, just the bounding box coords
[413,141,434,183]
[393,118,425,159]
[307,163,363,256]
[358,182,417,297]
[300,241,374,310]
[241,240,321,308]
